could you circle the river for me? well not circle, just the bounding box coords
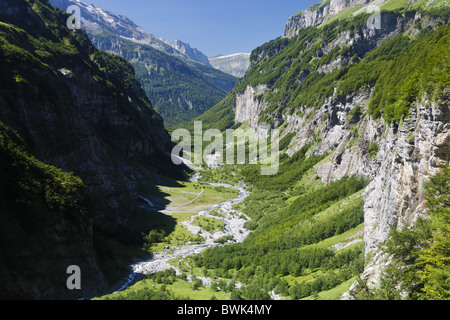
[112,172,251,293]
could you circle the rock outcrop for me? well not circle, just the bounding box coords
[235,85,269,128]
[264,88,449,296]
[361,98,449,286]
[50,0,237,127]
[209,53,251,78]
[50,0,212,66]
[161,39,212,67]
[0,0,176,299]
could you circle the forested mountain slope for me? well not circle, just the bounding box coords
[0,0,183,299]
[179,0,449,298]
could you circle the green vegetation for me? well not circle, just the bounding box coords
[174,92,238,133]
[137,180,240,254]
[0,0,188,286]
[368,25,450,122]
[0,120,97,299]
[254,20,449,124]
[192,216,226,233]
[97,269,230,300]
[142,215,202,253]
[214,235,235,244]
[352,166,450,300]
[240,145,327,191]
[185,145,369,300]
[199,165,244,186]
[279,132,296,150]
[92,30,236,127]
[94,140,369,300]
[2,0,448,301]
[92,2,450,300]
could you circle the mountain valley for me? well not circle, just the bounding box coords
[0,0,448,302]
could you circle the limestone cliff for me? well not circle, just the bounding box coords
[235,85,269,128]
[161,39,212,67]
[284,0,446,38]
[280,91,449,292]
[0,0,177,299]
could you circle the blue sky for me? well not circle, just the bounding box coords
[82,0,318,56]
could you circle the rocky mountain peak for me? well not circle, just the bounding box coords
[49,0,211,65]
[283,0,443,37]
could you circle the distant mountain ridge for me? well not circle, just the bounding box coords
[209,53,251,78]
[160,38,212,67]
[190,0,449,297]
[50,0,237,127]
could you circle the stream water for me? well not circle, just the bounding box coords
[112,172,251,293]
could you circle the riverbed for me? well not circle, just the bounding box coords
[113,172,251,293]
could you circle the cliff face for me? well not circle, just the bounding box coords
[0,121,107,300]
[232,4,449,294]
[284,0,372,37]
[0,0,175,299]
[161,39,212,67]
[281,91,449,286]
[209,53,251,78]
[283,0,446,38]
[0,2,171,220]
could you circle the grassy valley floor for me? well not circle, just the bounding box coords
[96,141,368,300]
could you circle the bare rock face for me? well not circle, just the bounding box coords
[284,8,328,38]
[284,0,372,38]
[284,91,448,295]
[283,92,449,295]
[50,0,212,66]
[237,4,450,296]
[283,95,449,295]
[161,39,212,67]
[316,97,448,250]
[361,99,449,282]
[235,85,269,128]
